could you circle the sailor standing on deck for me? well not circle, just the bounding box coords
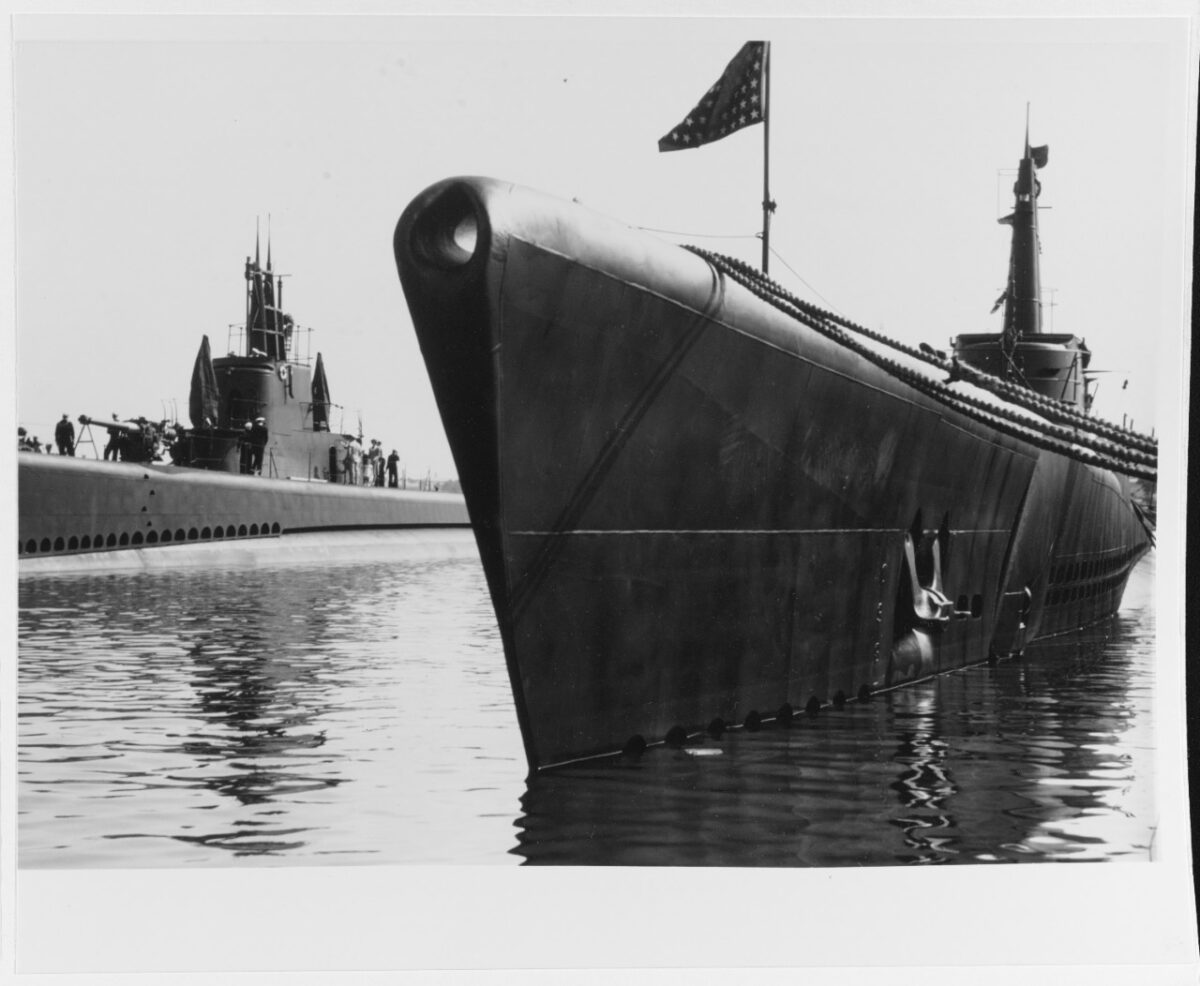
[369,440,384,487]
[103,414,122,461]
[239,422,253,474]
[387,449,399,488]
[54,414,75,456]
[248,416,269,475]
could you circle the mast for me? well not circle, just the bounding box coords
[760,42,774,274]
[244,222,289,361]
[998,107,1049,368]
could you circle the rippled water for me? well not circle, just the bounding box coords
[18,541,1156,867]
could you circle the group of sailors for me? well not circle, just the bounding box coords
[17,414,175,463]
[17,426,48,454]
[340,437,404,488]
[17,414,80,456]
[102,415,174,463]
[19,413,435,489]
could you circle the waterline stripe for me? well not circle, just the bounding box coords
[510,528,1010,536]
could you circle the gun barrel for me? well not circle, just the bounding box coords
[78,415,143,434]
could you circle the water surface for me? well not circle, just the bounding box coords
[19,545,1156,867]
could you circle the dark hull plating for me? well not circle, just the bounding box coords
[395,178,1153,772]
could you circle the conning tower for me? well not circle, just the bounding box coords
[952,116,1091,408]
[182,235,344,479]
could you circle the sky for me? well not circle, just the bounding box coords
[8,13,1192,480]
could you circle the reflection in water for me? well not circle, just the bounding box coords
[888,690,959,863]
[171,587,341,853]
[513,558,1156,866]
[20,551,524,867]
[20,552,1155,867]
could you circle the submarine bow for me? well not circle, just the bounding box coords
[395,177,1152,773]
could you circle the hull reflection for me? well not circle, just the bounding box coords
[19,546,524,867]
[513,566,1155,866]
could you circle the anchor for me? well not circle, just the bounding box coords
[891,528,955,677]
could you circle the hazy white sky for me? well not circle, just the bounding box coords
[9,13,1191,477]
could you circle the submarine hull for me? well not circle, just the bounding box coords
[18,453,468,564]
[395,178,1152,772]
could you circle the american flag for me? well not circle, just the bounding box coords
[658,42,767,152]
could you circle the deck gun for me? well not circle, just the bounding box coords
[78,414,163,463]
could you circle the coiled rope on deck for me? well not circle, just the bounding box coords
[684,246,1158,482]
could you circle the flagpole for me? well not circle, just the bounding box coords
[761,41,773,275]
[656,39,776,270]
